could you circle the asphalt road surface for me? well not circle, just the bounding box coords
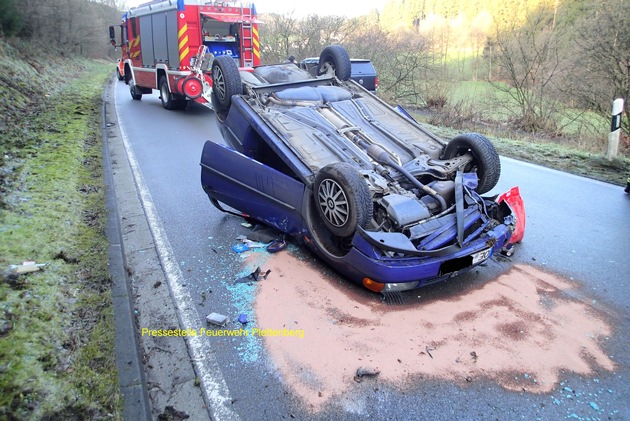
[113,82,630,420]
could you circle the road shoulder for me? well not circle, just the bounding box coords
[103,76,210,420]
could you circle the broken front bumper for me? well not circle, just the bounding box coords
[345,221,512,292]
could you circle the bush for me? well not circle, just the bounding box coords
[0,0,22,36]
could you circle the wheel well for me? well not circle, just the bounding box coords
[124,64,132,83]
[157,69,167,88]
[304,191,352,258]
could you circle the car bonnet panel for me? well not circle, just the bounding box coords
[330,97,445,162]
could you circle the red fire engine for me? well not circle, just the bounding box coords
[109,0,260,110]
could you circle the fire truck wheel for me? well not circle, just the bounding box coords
[211,56,242,113]
[129,79,142,100]
[318,45,352,81]
[174,100,189,110]
[159,76,178,110]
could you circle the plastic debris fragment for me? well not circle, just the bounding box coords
[247,227,280,243]
[354,366,381,383]
[157,406,189,420]
[234,266,271,284]
[244,240,270,248]
[231,243,250,253]
[267,239,287,253]
[7,261,49,274]
[206,312,229,326]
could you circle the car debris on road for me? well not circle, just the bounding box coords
[206,312,229,326]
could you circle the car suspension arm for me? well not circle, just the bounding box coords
[319,107,448,211]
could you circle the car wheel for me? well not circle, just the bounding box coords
[318,45,352,81]
[211,56,242,113]
[116,68,124,81]
[313,163,372,238]
[442,133,501,194]
[159,76,177,110]
[129,78,142,100]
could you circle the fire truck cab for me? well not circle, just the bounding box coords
[109,0,260,110]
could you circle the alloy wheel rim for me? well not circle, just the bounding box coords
[214,67,225,100]
[318,179,349,227]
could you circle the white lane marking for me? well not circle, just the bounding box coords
[114,83,238,421]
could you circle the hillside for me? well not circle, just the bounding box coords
[0,39,121,420]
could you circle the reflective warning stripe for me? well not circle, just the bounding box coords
[130,35,141,58]
[178,35,188,51]
[252,25,260,64]
[178,23,189,63]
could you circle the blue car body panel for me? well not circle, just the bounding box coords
[201,141,306,236]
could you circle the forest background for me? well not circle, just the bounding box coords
[2,0,629,164]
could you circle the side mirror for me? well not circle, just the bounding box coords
[109,26,116,43]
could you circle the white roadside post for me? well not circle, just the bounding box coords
[606,98,624,161]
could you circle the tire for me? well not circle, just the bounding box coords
[313,162,373,238]
[159,76,177,110]
[116,68,124,81]
[442,133,501,194]
[129,78,142,100]
[211,56,242,113]
[182,75,203,99]
[318,45,352,81]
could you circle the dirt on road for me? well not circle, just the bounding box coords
[255,253,615,410]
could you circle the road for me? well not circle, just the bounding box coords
[113,81,630,420]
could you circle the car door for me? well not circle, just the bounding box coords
[200,141,306,235]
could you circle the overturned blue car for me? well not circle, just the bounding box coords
[201,45,525,293]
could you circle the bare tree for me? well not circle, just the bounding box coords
[564,0,630,139]
[258,12,299,64]
[292,14,352,59]
[487,3,568,133]
[347,25,433,105]
[257,11,435,106]
[7,0,119,57]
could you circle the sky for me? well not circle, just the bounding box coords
[251,0,387,17]
[125,0,388,18]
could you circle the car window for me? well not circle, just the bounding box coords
[350,61,376,75]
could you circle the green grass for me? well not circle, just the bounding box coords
[417,118,630,186]
[0,56,122,419]
[449,79,610,136]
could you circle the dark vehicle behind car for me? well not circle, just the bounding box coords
[299,57,378,92]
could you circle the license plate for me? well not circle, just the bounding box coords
[471,248,492,265]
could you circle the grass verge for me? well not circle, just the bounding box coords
[417,115,630,187]
[0,50,122,419]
